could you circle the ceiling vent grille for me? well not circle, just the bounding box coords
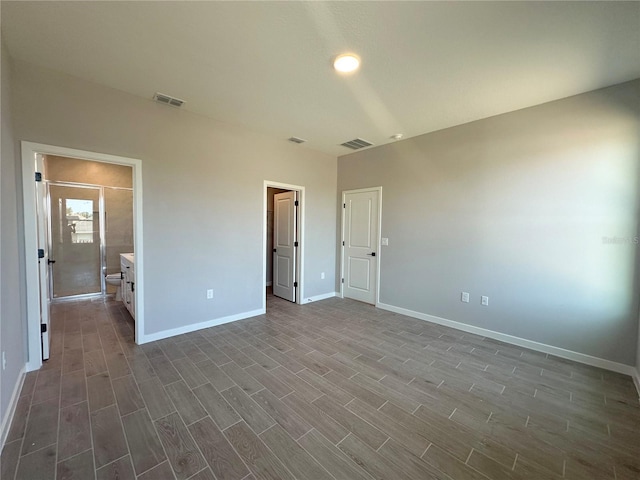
[340,138,373,150]
[288,137,307,144]
[153,92,185,108]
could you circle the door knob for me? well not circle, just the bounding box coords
[48,259,56,265]
[366,252,376,257]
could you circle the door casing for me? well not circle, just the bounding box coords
[340,187,383,305]
[22,142,144,371]
[263,181,304,309]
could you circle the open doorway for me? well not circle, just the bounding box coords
[263,181,305,309]
[21,142,144,371]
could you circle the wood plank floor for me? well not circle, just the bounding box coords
[2,293,639,480]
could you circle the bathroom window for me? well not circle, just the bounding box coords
[63,198,95,244]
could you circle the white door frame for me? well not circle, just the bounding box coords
[21,142,144,371]
[263,180,305,310]
[340,186,382,305]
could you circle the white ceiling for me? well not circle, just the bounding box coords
[2,1,639,156]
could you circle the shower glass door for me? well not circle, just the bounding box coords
[49,184,102,298]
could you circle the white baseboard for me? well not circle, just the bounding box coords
[304,292,338,303]
[139,308,265,344]
[1,366,26,450]
[377,302,637,379]
[633,368,640,400]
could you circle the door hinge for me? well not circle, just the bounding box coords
[342,241,345,246]
[343,203,346,208]
[38,248,45,259]
[294,241,298,247]
[41,324,47,333]
[35,172,42,182]
[294,200,299,207]
[341,278,344,284]
[294,282,298,288]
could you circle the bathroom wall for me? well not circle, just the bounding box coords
[266,187,288,286]
[44,156,134,294]
[44,155,132,187]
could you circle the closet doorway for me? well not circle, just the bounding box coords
[263,181,305,308]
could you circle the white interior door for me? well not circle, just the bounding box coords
[343,189,380,304]
[273,191,297,302]
[35,155,51,360]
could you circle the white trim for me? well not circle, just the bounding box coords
[139,308,264,344]
[303,292,338,303]
[21,142,144,371]
[340,186,383,305]
[377,302,638,378]
[0,366,26,450]
[633,368,640,400]
[263,181,305,310]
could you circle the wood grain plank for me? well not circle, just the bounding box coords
[312,395,387,450]
[91,404,129,468]
[164,380,207,425]
[259,425,333,480]
[137,461,176,480]
[221,385,275,434]
[87,372,116,412]
[224,421,296,480]
[298,429,374,480]
[154,412,207,480]
[138,377,176,420]
[112,375,145,416]
[95,455,136,480]
[172,357,208,389]
[121,409,166,474]
[188,416,250,480]
[252,388,312,439]
[58,402,91,460]
[192,383,241,430]
[56,449,94,480]
[21,396,60,455]
[15,444,57,480]
[196,359,235,391]
[220,362,263,394]
[84,350,108,377]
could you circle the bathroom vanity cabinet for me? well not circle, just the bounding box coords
[120,253,135,319]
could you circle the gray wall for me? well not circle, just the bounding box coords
[10,59,337,336]
[1,37,27,432]
[338,80,640,366]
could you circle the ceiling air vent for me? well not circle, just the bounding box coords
[340,138,373,150]
[153,92,185,108]
[288,137,307,144]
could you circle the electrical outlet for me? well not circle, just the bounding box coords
[321,272,325,279]
[207,289,214,299]
[2,351,6,371]
[381,237,389,246]
[481,296,489,306]
[461,292,470,303]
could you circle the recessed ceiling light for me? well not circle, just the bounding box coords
[333,54,360,73]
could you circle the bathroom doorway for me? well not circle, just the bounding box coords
[22,142,144,370]
[263,181,305,310]
[44,155,134,300]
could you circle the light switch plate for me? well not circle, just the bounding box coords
[381,238,389,246]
